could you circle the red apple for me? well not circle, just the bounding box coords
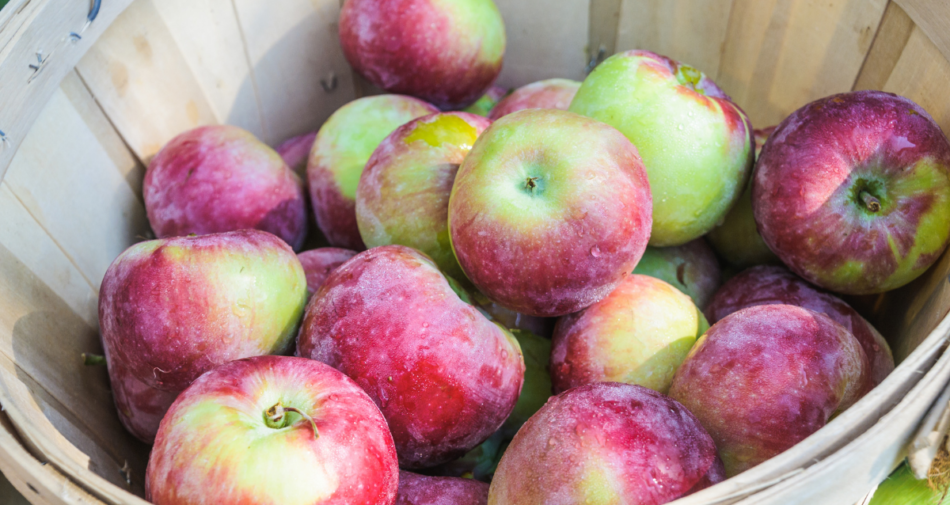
[276,131,317,176]
[397,471,488,505]
[488,382,722,504]
[144,125,308,250]
[753,90,950,294]
[669,304,869,476]
[339,0,505,110]
[448,109,652,317]
[107,353,179,444]
[146,356,399,505]
[487,79,580,121]
[297,245,525,468]
[297,247,357,295]
[705,265,894,392]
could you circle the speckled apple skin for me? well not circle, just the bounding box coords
[297,245,525,468]
[570,50,753,246]
[144,125,307,251]
[551,275,707,395]
[307,95,438,250]
[276,131,317,175]
[106,351,179,444]
[753,91,950,294]
[99,230,308,391]
[704,265,893,393]
[146,356,399,505]
[488,382,721,505]
[488,79,581,121]
[633,238,721,309]
[448,109,653,317]
[297,248,358,295]
[668,304,869,476]
[339,0,505,110]
[707,127,780,268]
[357,112,491,281]
[397,471,488,505]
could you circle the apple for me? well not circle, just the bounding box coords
[308,95,438,250]
[569,50,754,246]
[397,471,488,505]
[144,125,308,251]
[297,245,525,468]
[145,356,399,505]
[632,238,721,308]
[551,274,707,395]
[356,112,491,281]
[448,108,652,317]
[428,431,506,482]
[297,247,357,295]
[339,0,505,110]
[276,131,317,176]
[704,265,894,392]
[487,79,580,121]
[463,86,509,117]
[99,229,307,391]
[668,304,869,476]
[753,90,950,294]
[488,382,722,504]
[706,127,780,268]
[472,292,555,337]
[106,353,179,444]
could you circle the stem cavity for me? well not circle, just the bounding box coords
[859,190,881,213]
[264,402,319,440]
[525,176,539,191]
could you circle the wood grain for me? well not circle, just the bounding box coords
[882,25,950,135]
[895,0,950,64]
[853,1,915,92]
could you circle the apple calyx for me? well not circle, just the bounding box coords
[264,402,319,439]
[525,176,540,191]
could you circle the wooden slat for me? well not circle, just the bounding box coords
[895,0,950,64]
[589,0,623,62]
[853,1,915,92]
[1,89,149,290]
[0,465,32,505]
[231,0,356,146]
[881,25,950,135]
[615,0,735,79]
[75,0,218,161]
[493,0,589,87]
[717,0,888,127]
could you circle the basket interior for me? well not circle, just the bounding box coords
[1,0,950,502]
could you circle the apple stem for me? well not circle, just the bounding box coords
[859,191,881,213]
[82,353,106,366]
[525,177,539,191]
[264,402,320,440]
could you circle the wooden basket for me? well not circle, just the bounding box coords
[0,0,949,504]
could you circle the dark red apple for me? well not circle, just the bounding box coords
[397,471,488,505]
[297,248,357,295]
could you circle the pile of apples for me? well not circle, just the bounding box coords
[95,0,950,504]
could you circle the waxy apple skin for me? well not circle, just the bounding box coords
[552,274,706,395]
[297,245,525,468]
[145,356,399,505]
[448,109,653,317]
[297,248,357,295]
[669,305,869,476]
[705,265,894,392]
[357,112,491,281]
[107,352,179,444]
[308,95,438,250]
[754,91,950,294]
[488,382,722,505]
[569,50,753,246]
[397,471,489,505]
[276,131,317,175]
[633,238,721,308]
[339,0,505,110]
[488,79,580,121]
[99,229,307,391]
[144,125,308,250]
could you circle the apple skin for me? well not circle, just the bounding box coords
[753,90,950,294]
[669,304,869,476]
[144,125,308,251]
[397,471,488,505]
[448,108,652,317]
[106,352,179,444]
[297,245,525,468]
[99,229,307,391]
[462,86,509,117]
[704,265,894,393]
[569,50,754,246]
[308,95,438,250]
[145,356,399,505]
[551,274,707,395]
[297,248,357,296]
[488,382,722,505]
[339,0,505,110]
[487,79,581,121]
[706,127,780,268]
[473,293,555,337]
[633,238,721,309]
[276,131,317,176]
[357,112,491,281]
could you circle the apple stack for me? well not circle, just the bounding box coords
[92,0,950,504]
